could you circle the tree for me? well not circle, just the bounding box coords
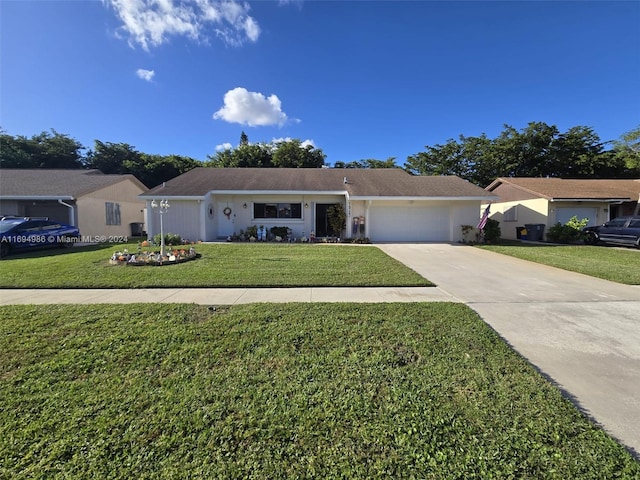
[271,139,326,168]
[405,122,632,187]
[335,157,398,168]
[612,126,640,174]
[0,129,85,169]
[86,141,143,175]
[239,131,249,146]
[205,142,272,168]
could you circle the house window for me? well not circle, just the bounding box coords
[253,203,302,219]
[503,206,517,222]
[105,202,121,225]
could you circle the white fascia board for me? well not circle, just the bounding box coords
[0,195,75,201]
[351,195,498,201]
[550,198,630,203]
[138,195,206,201]
[208,190,348,196]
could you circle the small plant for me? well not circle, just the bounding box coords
[461,225,475,243]
[327,204,347,238]
[546,216,589,243]
[245,225,258,238]
[153,232,182,246]
[270,226,288,238]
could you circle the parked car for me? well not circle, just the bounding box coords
[583,215,640,248]
[0,217,80,258]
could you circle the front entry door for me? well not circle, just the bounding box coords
[315,204,337,237]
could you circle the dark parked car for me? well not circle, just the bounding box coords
[0,217,80,258]
[583,215,640,248]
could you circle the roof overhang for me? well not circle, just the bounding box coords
[352,195,499,201]
[0,195,75,201]
[139,195,206,201]
[549,198,631,203]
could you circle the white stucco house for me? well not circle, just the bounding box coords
[484,177,640,240]
[140,168,496,243]
[0,169,147,238]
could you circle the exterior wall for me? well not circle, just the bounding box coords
[208,194,344,240]
[489,199,610,240]
[76,180,145,238]
[146,200,202,242]
[0,200,22,217]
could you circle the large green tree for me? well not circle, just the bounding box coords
[612,125,640,174]
[0,129,85,169]
[406,122,629,187]
[206,137,326,168]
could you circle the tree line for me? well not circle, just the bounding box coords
[1,123,638,188]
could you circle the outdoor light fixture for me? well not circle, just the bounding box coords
[151,199,170,257]
[305,203,309,208]
[243,203,247,208]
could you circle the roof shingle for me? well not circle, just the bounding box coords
[141,168,494,199]
[486,177,640,201]
[0,169,146,198]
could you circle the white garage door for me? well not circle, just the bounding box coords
[556,207,598,227]
[369,205,450,242]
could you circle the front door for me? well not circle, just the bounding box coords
[315,204,337,237]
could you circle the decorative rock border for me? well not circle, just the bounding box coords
[109,248,200,266]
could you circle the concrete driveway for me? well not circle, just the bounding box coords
[377,243,640,458]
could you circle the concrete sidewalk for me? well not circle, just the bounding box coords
[0,286,458,305]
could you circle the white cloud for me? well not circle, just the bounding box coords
[136,68,155,81]
[215,142,233,151]
[213,87,289,127]
[103,0,260,50]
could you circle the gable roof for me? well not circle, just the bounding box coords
[486,177,640,202]
[0,169,147,199]
[140,168,495,200]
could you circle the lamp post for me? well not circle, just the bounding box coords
[151,199,170,257]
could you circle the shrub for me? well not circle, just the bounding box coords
[546,216,588,243]
[327,204,347,237]
[245,225,258,238]
[153,232,182,246]
[483,218,501,243]
[270,226,288,238]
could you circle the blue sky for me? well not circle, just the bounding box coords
[1,0,639,166]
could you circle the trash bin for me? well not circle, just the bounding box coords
[524,224,545,242]
[130,222,144,237]
[516,227,525,239]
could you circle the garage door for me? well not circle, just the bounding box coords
[556,207,598,227]
[369,205,450,242]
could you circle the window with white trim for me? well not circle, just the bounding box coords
[253,203,302,219]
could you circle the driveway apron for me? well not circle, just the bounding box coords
[377,243,640,458]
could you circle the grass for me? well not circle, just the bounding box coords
[1,302,638,479]
[478,243,640,285]
[0,242,431,288]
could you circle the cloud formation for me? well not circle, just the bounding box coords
[104,0,260,50]
[213,87,289,127]
[136,68,155,81]
[215,142,233,151]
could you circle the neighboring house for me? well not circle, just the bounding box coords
[139,168,496,243]
[0,169,147,238]
[484,177,640,240]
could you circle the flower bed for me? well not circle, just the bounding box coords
[109,247,199,266]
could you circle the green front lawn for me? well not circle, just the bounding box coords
[0,243,431,288]
[1,303,637,478]
[478,243,640,285]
